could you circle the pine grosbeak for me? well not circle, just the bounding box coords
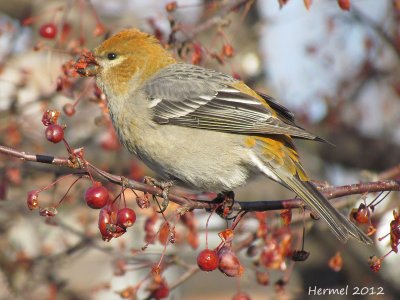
[78,29,371,244]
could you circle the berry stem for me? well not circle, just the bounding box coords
[22,5,64,26]
[37,173,74,193]
[142,218,165,250]
[205,203,222,249]
[55,175,84,208]
[231,211,246,231]
[62,138,73,154]
[71,78,94,109]
[121,178,127,208]
[78,0,86,45]
[368,191,391,208]
[84,159,95,185]
[87,0,103,27]
[378,232,390,241]
[235,277,242,294]
[156,213,181,270]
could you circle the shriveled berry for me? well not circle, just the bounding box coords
[260,239,284,269]
[45,124,64,143]
[39,23,57,39]
[158,222,170,245]
[218,247,243,277]
[197,249,219,271]
[39,206,57,217]
[85,185,109,209]
[117,207,136,227]
[98,207,113,241]
[27,190,39,210]
[42,109,60,126]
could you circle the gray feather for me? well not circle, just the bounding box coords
[144,63,321,141]
[272,171,372,244]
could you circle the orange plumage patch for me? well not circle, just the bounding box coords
[244,137,256,147]
[93,29,176,96]
[229,81,278,118]
[253,136,309,180]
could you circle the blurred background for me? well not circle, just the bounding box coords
[0,0,399,299]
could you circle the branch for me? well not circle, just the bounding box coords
[1,144,399,213]
[0,144,210,210]
[351,5,400,60]
[187,0,252,39]
[237,180,400,212]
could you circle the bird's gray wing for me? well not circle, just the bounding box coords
[144,63,321,140]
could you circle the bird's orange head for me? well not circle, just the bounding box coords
[81,29,176,96]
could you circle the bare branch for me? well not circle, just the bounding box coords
[188,0,252,39]
[1,144,398,213]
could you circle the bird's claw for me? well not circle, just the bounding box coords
[143,176,174,213]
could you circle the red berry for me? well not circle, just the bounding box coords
[223,45,234,58]
[232,293,251,300]
[63,103,75,116]
[45,124,64,143]
[197,249,219,271]
[27,190,39,210]
[85,185,109,209]
[256,271,269,286]
[39,23,58,39]
[337,0,351,10]
[166,1,178,12]
[93,23,107,37]
[218,247,243,277]
[117,208,136,227]
[151,278,169,299]
[98,207,113,241]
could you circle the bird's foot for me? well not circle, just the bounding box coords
[143,176,175,213]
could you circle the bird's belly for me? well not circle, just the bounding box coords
[129,125,251,192]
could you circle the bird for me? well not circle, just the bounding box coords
[77,29,372,244]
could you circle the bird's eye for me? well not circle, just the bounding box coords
[107,53,117,60]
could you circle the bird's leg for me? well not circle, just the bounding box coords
[143,176,175,213]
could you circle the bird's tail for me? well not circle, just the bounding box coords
[278,174,372,244]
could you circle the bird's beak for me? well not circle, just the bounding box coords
[77,63,100,76]
[75,51,101,77]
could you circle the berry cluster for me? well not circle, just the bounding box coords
[197,229,243,277]
[42,109,65,143]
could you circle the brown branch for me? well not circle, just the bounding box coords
[0,144,210,210]
[188,0,252,39]
[237,180,400,212]
[0,145,70,166]
[351,6,400,60]
[1,144,399,213]
[378,163,400,180]
[322,180,400,199]
[169,265,199,290]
